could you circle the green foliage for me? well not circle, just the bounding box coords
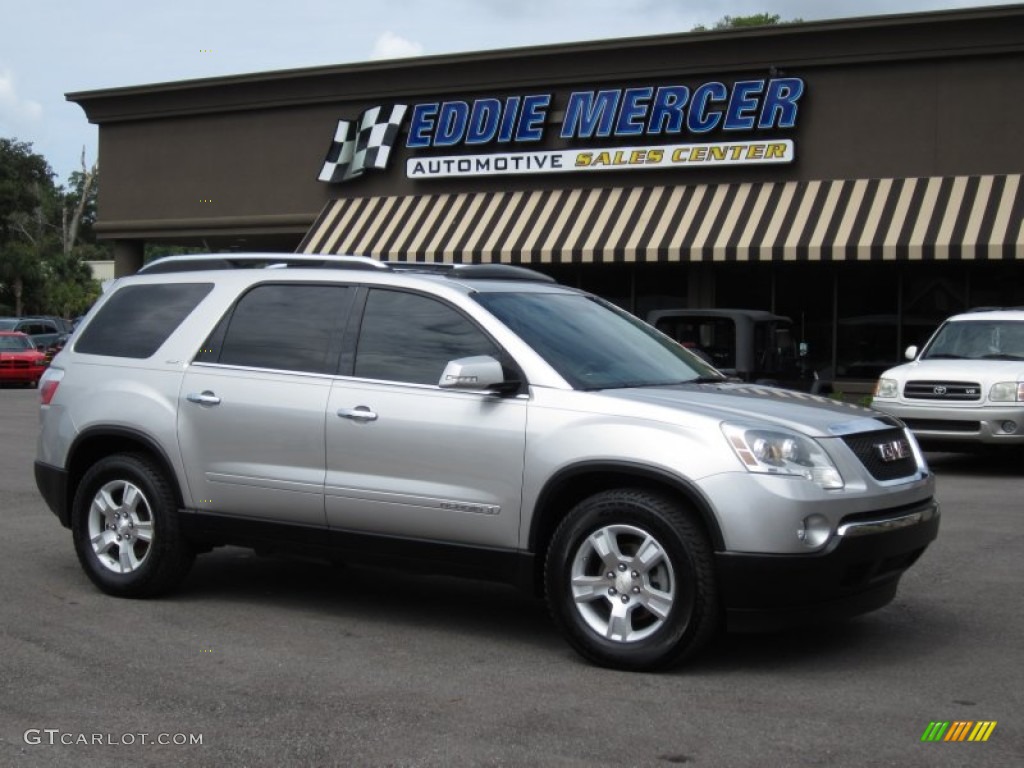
[0,138,54,244]
[144,243,208,261]
[42,247,102,317]
[0,137,107,317]
[692,14,801,32]
[716,13,782,28]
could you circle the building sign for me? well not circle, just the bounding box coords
[318,105,407,183]
[318,77,803,183]
[406,140,793,179]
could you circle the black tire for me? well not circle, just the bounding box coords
[544,489,718,671]
[71,453,194,598]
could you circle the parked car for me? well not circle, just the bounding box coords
[0,331,49,387]
[0,317,67,362]
[872,308,1024,450]
[22,314,74,334]
[35,254,939,671]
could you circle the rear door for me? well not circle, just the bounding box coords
[177,283,354,524]
[324,288,527,548]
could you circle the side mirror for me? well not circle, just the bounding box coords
[905,345,918,361]
[439,355,519,394]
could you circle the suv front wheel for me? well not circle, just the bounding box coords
[545,489,719,671]
[72,453,195,597]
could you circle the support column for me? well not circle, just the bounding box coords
[113,240,144,277]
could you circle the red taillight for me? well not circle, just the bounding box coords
[40,369,63,405]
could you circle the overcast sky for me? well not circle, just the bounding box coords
[0,0,1016,184]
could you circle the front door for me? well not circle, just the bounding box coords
[324,288,527,548]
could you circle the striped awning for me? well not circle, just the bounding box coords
[298,173,1023,263]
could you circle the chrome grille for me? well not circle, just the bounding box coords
[841,428,918,482]
[904,380,981,401]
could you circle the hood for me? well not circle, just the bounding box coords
[0,348,46,359]
[883,358,1024,382]
[599,382,896,438]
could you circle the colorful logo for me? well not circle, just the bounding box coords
[921,721,997,742]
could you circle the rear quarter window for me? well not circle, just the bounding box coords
[75,283,213,358]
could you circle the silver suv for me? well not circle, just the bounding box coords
[35,255,939,671]
[873,309,1024,450]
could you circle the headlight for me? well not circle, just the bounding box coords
[874,378,898,398]
[989,382,1024,402]
[722,423,844,490]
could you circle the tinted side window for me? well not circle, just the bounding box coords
[215,284,353,373]
[355,290,499,385]
[76,283,213,358]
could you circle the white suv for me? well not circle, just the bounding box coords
[872,309,1024,450]
[35,254,939,671]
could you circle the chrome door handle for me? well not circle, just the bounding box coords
[337,406,378,422]
[186,391,222,406]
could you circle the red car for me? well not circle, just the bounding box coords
[0,331,48,387]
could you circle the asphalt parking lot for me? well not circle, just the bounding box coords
[0,386,1020,767]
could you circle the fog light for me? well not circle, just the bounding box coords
[1001,421,1017,434]
[797,514,831,549]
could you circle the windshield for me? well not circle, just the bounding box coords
[476,292,724,390]
[922,319,1024,361]
[0,334,33,350]
[0,319,17,330]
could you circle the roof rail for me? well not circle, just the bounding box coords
[138,254,388,274]
[388,263,556,283]
[136,253,555,282]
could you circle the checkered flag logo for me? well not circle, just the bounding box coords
[318,104,407,183]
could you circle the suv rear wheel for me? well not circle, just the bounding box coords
[72,454,194,597]
[545,489,719,671]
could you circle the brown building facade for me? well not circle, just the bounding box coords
[68,5,1024,389]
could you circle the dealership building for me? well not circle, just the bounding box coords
[69,4,1023,388]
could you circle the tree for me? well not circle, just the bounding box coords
[0,139,56,315]
[42,246,101,317]
[62,149,100,255]
[0,241,42,316]
[0,138,103,317]
[692,14,801,32]
[1,138,53,244]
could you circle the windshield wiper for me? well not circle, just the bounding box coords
[591,376,725,390]
[923,353,965,359]
[637,376,728,386]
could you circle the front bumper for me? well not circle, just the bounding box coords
[716,498,939,631]
[872,400,1024,447]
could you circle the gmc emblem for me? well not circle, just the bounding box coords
[875,439,912,462]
